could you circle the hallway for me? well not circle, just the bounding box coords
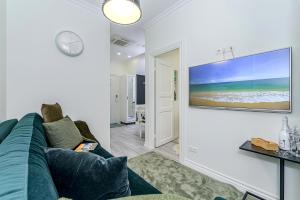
[110,125,179,161]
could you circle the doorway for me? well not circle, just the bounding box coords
[154,49,180,161]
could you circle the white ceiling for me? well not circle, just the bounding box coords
[82,0,182,61]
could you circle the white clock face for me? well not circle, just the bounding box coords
[55,31,84,57]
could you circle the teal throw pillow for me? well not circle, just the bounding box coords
[45,148,131,200]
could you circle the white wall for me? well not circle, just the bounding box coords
[0,0,6,121]
[127,54,145,75]
[157,49,179,70]
[6,0,111,150]
[111,54,145,76]
[110,60,130,76]
[146,0,300,199]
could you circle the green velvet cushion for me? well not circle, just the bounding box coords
[41,103,64,123]
[0,119,18,143]
[0,113,58,200]
[91,146,161,196]
[45,148,131,200]
[43,117,83,149]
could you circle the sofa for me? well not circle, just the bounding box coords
[0,113,161,200]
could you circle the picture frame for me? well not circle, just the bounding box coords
[189,48,292,113]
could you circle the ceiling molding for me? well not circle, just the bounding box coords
[66,0,101,15]
[143,0,192,30]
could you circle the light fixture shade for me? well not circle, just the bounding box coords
[102,0,142,25]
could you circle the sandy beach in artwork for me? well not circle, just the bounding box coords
[190,97,290,110]
[190,91,290,110]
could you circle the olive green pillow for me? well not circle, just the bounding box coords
[43,117,83,149]
[74,120,98,143]
[41,103,63,123]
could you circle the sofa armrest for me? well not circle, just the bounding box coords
[74,120,99,143]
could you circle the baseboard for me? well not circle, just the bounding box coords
[184,159,278,200]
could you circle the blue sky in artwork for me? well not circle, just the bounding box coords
[189,48,290,85]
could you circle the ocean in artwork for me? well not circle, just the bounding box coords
[189,48,291,111]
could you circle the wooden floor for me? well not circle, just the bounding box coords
[110,124,179,161]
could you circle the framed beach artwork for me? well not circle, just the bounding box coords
[189,48,291,113]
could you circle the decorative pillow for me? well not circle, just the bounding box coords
[45,148,131,200]
[74,120,98,142]
[0,119,18,143]
[43,117,83,149]
[41,103,63,123]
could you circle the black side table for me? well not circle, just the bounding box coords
[240,141,300,200]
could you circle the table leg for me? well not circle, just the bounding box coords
[280,159,284,200]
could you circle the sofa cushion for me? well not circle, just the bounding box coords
[74,120,98,142]
[0,119,18,143]
[91,146,161,196]
[45,148,131,200]
[0,113,58,200]
[41,103,64,123]
[43,116,83,149]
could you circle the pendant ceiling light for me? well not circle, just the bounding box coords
[102,0,142,25]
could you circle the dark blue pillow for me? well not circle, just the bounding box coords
[45,148,131,200]
[0,119,18,143]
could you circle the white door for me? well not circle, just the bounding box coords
[155,59,175,147]
[127,76,136,120]
[110,75,120,124]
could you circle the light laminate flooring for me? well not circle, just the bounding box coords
[110,124,179,161]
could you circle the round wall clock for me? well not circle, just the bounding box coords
[55,31,84,57]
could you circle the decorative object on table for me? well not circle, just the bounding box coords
[189,48,291,112]
[251,138,278,152]
[55,31,84,57]
[102,0,142,25]
[279,116,291,151]
[289,128,300,157]
[242,192,265,200]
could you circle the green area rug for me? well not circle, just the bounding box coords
[128,152,243,200]
[117,194,190,200]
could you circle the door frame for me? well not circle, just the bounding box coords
[145,41,187,163]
